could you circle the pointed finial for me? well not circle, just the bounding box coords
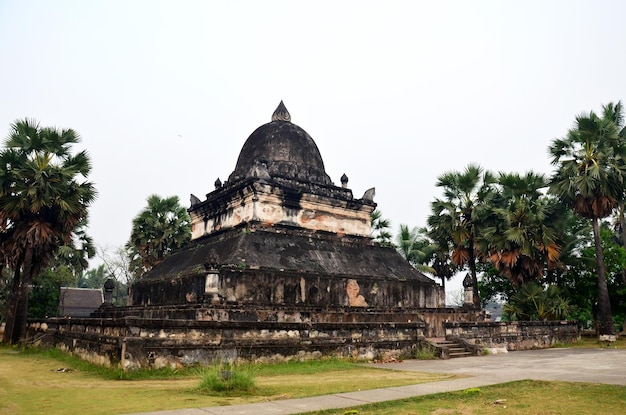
[215,178,222,189]
[271,101,291,122]
[341,173,349,188]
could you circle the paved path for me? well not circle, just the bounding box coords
[128,348,626,415]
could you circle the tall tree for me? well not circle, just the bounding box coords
[479,172,563,287]
[428,164,496,308]
[126,195,191,277]
[0,119,95,344]
[604,102,626,288]
[549,102,626,336]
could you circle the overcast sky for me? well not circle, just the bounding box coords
[1,1,625,293]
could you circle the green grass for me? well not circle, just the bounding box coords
[0,345,454,415]
[554,334,626,349]
[303,380,626,415]
[18,346,190,380]
[3,339,626,415]
[197,366,257,394]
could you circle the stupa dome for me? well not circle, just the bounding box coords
[228,102,332,186]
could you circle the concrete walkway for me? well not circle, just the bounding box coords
[128,348,626,415]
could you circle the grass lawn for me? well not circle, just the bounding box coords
[0,345,455,415]
[1,336,625,414]
[303,380,626,415]
[560,334,626,349]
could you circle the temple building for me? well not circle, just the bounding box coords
[30,103,470,369]
[131,102,443,310]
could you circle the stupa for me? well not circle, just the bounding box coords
[130,102,443,310]
[31,103,452,369]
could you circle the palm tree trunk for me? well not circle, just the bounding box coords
[619,202,626,285]
[468,238,481,309]
[2,267,21,344]
[13,247,34,344]
[592,217,615,336]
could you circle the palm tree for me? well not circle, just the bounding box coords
[428,164,496,308]
[395,225,435,273]
[549,103,626,336]
[126,194,191,277]
[604,102,626,288]
[371,209,394,247]
[0,118,95,344]
[480,172,562,287]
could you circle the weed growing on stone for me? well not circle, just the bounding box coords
[415,344,438,360]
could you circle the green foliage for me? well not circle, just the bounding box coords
[395,225,435,273]
[428,164,497,307]
[371,209,394,247]
[197,365,256,394]
[126,194,191,278]
[479,173,564,287]
[415,343,438,360]
[28,266,76,318]
[0,119,96,343]
[0,268,14,322]
[556,222,626,330]
[548,102,626,335]
[503,282,575,321]
[77,264,109,289]
[463,387,481,395]
[477,267,515,306]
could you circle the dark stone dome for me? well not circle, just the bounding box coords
[228,102,332,186]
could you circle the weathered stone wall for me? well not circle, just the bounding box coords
[190,181,373,240]
[27,317,426,370]
[418,308,483,338]
[444,321,580,351]
[132,266,443,309]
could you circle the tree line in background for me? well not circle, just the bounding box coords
[373,101,626,336]
[1,101,625,344]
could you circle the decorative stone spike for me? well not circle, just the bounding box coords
[341,173,349,188]
[190,194,201,206]
[215,178,222,188]
[271,100,291,122]
[362,187,375,201]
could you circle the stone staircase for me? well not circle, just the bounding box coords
[426,337,476,359]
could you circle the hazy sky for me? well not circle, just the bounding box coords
[1,1,625,293]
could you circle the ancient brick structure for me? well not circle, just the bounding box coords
[29,103,472,369]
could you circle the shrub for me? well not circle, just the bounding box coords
[415,343,438,360]
[197,365,256,394]
[504,282,575,321]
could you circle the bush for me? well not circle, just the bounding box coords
[197,366,256,394]
[504,282,575,321]
[415,343,438,360]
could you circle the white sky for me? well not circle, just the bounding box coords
[1,1,626,293]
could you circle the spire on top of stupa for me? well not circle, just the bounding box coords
[271,100,291,122]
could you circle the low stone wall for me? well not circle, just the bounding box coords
[27,317,426,370]
[93,305,479,338]
[443,320,580,352]
[418,308,483,337]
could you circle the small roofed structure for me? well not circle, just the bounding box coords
[58,287,103,317]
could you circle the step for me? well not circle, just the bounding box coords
[426,337,473,358]
[449,352,472,358]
